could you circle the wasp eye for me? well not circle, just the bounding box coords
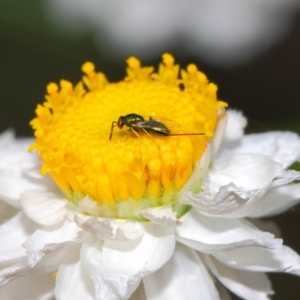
[118,116,124,129]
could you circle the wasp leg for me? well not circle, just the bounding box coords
[141,128,152,138]
[109,121,118,140]
[128,128,140,138]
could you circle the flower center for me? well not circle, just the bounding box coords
[29,54,227,219]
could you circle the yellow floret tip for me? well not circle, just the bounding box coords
[82,61,95,75]
[162,53,175,67]
[187,64,198,74]
[126,57,141,69]
[47,83,58,94]
[30,53,227,219]
[218,100,228,108]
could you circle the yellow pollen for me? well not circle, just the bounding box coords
[30,54,227,219]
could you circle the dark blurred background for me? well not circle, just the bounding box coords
[0,1,300,299]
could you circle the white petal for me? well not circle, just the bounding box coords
[204,255,273,300]
[100,223,175,297]
[80,236,113,299]
[0,212,36,262]
[21,190,69,226]
[210,108,228,158]
[0,131,33,169]
[0,212,65,284]
[250,183,300,218]
[142,206,182,226]
[220,131,300,169]
[23,219,86,267]
[0,250,66,286]
[186,182,257,216]
[213,245,300,275]
[176,210,281,254]
[249,219,282,238]
[0,130,16,147]
[143,243,220,300]
[75,214,144,241]
[0,132,57,208]
[0,273,55,300]
[185,154,300,218]
[55,246,95,300]
[81,236,140,300]
[210,154,287,192]
[222,110,247,143]
[179,145,211,200]
[0,164,58,209]
[0,257,29,285]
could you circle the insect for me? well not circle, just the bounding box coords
[109,113,205,140]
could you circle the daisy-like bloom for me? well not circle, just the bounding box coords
[1,54,300,300]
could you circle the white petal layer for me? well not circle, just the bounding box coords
[214,245,300,275]
[221,131,300,169]
[210,154,292,192]
[0,250,66,286]
[210,108,228,158]
[176,209,281,254]
[0,131,33,171]
[80,236,116,300]
[55,246,95,300]
[250,183,300,218]
[0,212,36,262]
[0,257,29,286]
[81,236,140,300]
[204,255,273,300]
[21,190,69,226]
[179,145,211,202]
[100,223,175,298]
[186,154,300,218]
[142,206,182,226]
[222,110,247,144]
[249,219,282,238]
[143,243,220,300]
[0,273,55,300]
[75,215,144,241]
[23,219,86,267]
[0,131,57,208]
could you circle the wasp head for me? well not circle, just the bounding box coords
[117,116,125,129]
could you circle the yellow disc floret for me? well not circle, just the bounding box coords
[29,54,227,219]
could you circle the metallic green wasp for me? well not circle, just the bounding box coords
[109,113,205,140]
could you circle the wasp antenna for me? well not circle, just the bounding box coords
[109,121,118,140]
[169,133,206,136]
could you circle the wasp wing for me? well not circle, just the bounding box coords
[148,116,206,136]
[131,119,170,136]
[131,115,205,136]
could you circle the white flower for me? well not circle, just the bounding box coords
[1,110,300,300]
[45,0,300,66]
